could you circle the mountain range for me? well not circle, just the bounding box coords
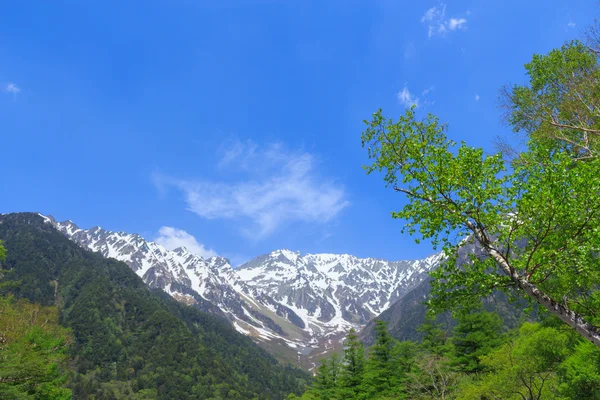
[41,214,444,368]
[0,212,309,399]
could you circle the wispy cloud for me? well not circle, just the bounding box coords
[421,86,435,96]
[448,18,467,31]
[567,17,576,30]
[5,83,20,95]
[398,85,434,108]
[398,86,420,108]
[155,226,217,258]
[217,138,258,170]
[475,94,480,102]
[154,141,349,239]
[421,3,468,37]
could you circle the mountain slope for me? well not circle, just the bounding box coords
[360,240,534,345]
[0,213,308,399]
[44,215,444,367]
[235,250,443,344]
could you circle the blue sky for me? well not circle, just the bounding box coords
[0,1,595,265]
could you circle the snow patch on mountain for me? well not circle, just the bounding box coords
[40,214,443,363]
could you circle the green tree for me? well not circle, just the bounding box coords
[311,355,341,399]
[405,354,460,400]
[559,340,600,399]
[418,312,449,356]
[452,309,504,373]
[0,240,5,263]
[502,41,600,161]
[0,296,73,399]
[389,340,418,398]
[458,323,569,400]
[364,320,396,396]
[361,40,600,348]
[340,328,365,397]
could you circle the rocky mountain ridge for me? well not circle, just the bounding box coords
[41,214,443,366]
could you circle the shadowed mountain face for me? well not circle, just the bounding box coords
[360,240,533,346]
[40,214,444,367]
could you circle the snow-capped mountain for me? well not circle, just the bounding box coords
[41,214,443,366]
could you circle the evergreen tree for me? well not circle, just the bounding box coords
[390,340,417,394]
[312,355,341,399]
[452,309,504,373]
[340,328,365,398]
[417,312,448,356]
[364,320,396,395]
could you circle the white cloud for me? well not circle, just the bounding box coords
[422,4,446,23]
[5,83,20,95]
[154,141,349,239]
[398,86,420,108]
[398,85,435,108]
[217,139,258,170]
[567,17,576,29]
[475,94,480,102]
[155,226,217,258]
[421,3,468,37]
[448,18,467,30]
[421,86,435,96]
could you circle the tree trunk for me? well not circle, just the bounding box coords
[467,220,600,349]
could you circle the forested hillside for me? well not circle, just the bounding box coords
[294,311,600,399]
[0,294,73,399]
[0,213,309,399]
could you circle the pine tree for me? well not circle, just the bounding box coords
[452,309,504,373]
[417,312,448,355]
[340,328,365,397]
[364,320,396,395]
[313,354,341,398]
[390,339,417,394]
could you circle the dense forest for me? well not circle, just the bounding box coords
[295,310,600,399]
[0,213,309,399]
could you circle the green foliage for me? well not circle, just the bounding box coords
[0,295,72,399]
[340,328,365,397]
[300,17,600,400]
[559,341,600,399]
[361,39,600,348]
[458,322,570,399]
[451,309,503,373]
[0,240,6,263]
[311,355,341,399]
[417,312,450,356]
[0,213,309,399]
[505,41,600,160]
[364,320,396,395]
[296,311,600,399]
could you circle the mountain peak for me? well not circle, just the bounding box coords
[173,246,190,255]
[272,248,301,262]
[46,214,443,367]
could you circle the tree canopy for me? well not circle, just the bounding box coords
[361,39,600,348]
